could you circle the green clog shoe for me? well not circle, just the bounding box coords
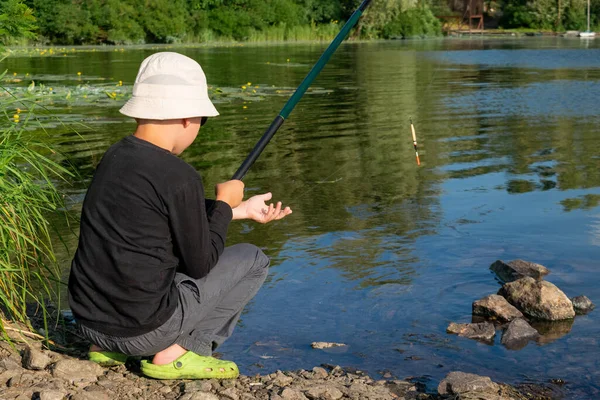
[88,351,128,367]
[141,351,239,380]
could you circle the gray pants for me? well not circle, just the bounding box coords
[79,243,270,356]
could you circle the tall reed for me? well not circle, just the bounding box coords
[0,71,73,340]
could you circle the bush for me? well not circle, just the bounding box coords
[500,3,536,28]
[381,6,442,39]
[207,8,261,40]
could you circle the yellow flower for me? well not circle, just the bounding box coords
[119,81,123,86]
[16,108,21,114]
[247,82,252,86]
[252,90,256,93]
[254,85,259,88]
[13,114,19,120]
[243,106,248,109]
[49,88,53,91]
[286,59,290,62]
[12,72,16,76]
[77,72,82,76]
[241,86,247,90]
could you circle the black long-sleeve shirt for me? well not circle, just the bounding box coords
[68,135,232,337]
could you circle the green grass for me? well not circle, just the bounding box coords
[0,68,74,342]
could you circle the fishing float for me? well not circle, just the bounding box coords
[410,118,421,166]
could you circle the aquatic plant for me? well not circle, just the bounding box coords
[0,70,74,342]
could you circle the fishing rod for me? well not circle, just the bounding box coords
[232,0,373,180]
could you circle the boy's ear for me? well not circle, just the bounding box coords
[182,118,192,128]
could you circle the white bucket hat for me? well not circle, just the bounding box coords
[119,52,219,120]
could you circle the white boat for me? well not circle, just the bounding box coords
[579,0,596,37]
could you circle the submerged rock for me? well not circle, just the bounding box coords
[571,295,595,315]
[498,277,575,321]
[473,294,524,323]
[447,322,496,342]
[530,318,574,344]
[501,319,540,350]
[310,342,346,349]
[490,259,549,283]
[438,371,500,397]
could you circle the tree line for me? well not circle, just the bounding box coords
[0,0,599,45]
[2,0,442,45]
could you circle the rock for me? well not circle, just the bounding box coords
[182,393,219,400]
[185,380,214,393]
[446,322,496,342]
[312,367,328,379]
[498,277,575,320]
[472,294,524,322]
[272,371,294,387]
[386,380,417,397]
[39,391,67,400]
[490,259,549,283]
[280,387,308,400]
[571,295,595,314]
[220,387,240,400]
[71,391,110,400]
[501,319,540,350]
[438,371,500,396]
[305,385,344,400]
[22,346,52,370]
[51,359,104,385]
[310,342,346,349]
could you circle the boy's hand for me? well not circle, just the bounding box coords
[232,192,292,223]
[215,180,245,209]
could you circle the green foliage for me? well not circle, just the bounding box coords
[0,74,73,334]
[0,0,37,45]
[19,0,600,44]
[500,0,597,31]
[381,5,442,38]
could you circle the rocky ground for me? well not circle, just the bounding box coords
[0,330,565,400]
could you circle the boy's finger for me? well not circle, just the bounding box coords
[261,192,273,201]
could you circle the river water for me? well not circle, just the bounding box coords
[3,38,600,397]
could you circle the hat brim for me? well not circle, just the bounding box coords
[119,96,219,120]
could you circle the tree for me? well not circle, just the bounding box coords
[0,0,37,44]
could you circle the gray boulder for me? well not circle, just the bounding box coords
[305,385,344,400]
[498,277,575,321]
[473,294,524,322]
[22,346,52,370]
[39,391,67,400]
[571,295,595,315]
[501,319,540,350]
[490,259,549,283]
[438,371,500,396]
[447,322,495,342]
[51,359,104,385]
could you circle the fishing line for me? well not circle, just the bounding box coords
[277,51,448,209]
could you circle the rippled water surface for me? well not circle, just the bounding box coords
[4,38,600,397]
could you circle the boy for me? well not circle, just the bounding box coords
[68,52,292,380]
